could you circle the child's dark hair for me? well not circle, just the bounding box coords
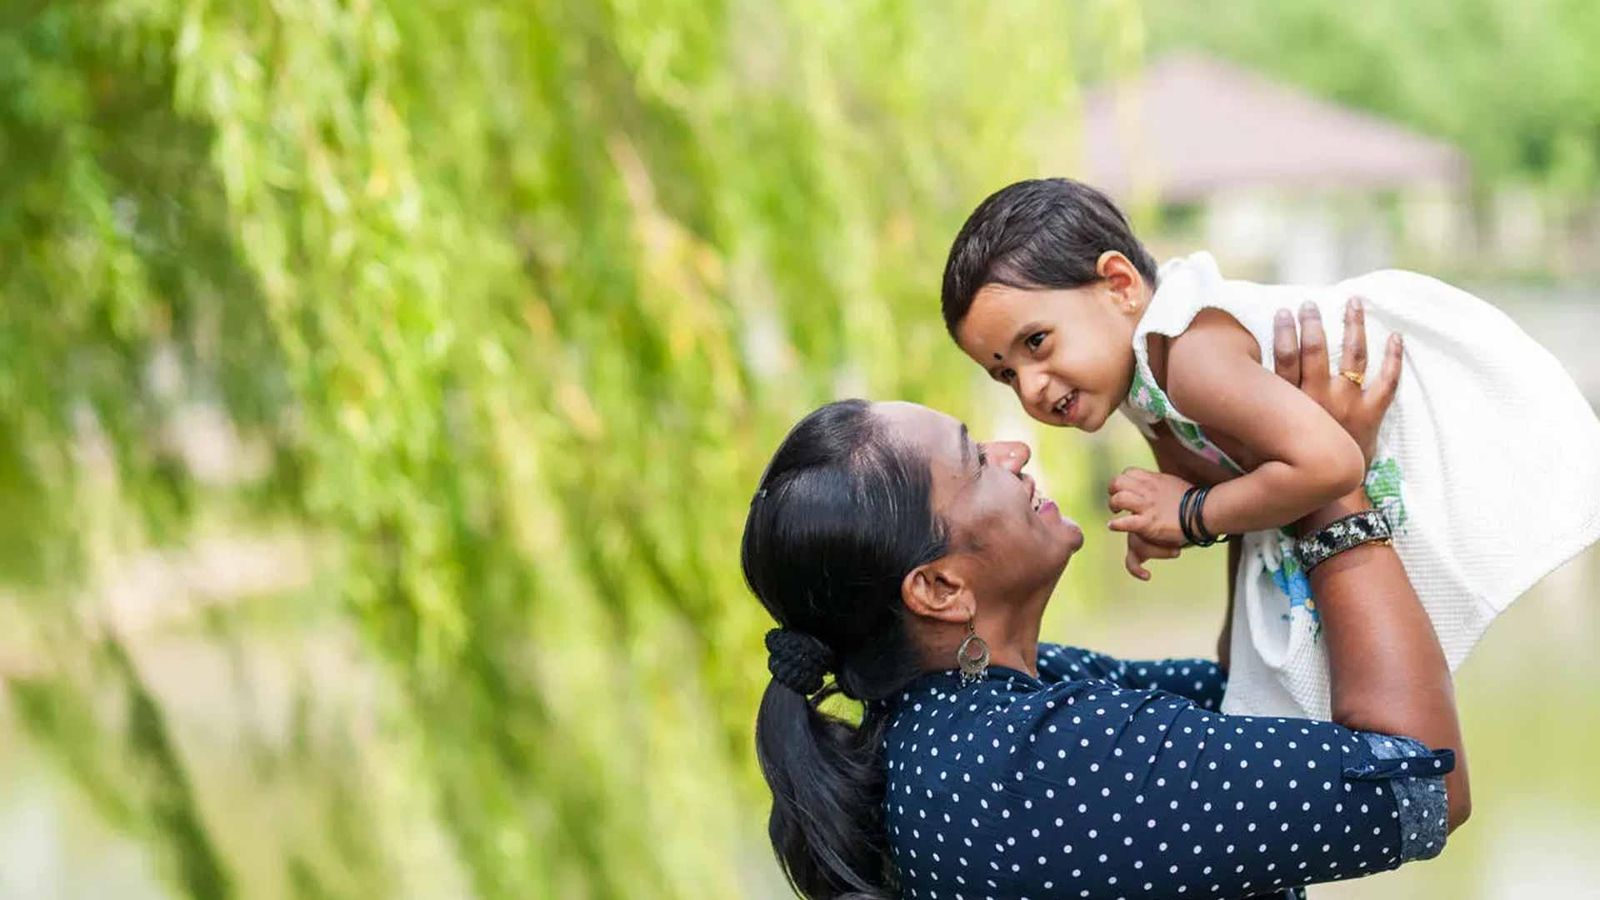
[941,178,1159,336]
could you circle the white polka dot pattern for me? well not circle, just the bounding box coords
[871,643,1455,900]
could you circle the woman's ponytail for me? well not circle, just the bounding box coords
[741,400,949,898]
[755,682,894,898]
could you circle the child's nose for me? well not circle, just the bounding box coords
[1026,370,1054,412]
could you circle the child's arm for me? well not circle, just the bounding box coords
[1143,425,1233,486]
[1110,308,1367,545]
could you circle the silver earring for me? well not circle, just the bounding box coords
[956,618,990,684]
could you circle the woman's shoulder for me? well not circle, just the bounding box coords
[879,649,1123,732]
[1036,642,1125,683]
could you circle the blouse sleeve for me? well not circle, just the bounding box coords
[981,680,1452,897]
[1038,643,1228,710]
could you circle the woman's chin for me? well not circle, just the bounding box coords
[1061,520,1085,553]
[1033,500,1084,558]
[1049,508,1085,554]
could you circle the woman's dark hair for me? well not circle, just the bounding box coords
[940,177,1159,336]
[742,399,950,899]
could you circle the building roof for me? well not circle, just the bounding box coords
[1081,54,1468,202]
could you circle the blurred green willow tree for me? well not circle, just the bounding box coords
[0,1,1132,896]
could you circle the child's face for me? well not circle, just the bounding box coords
[954,275,1145,433]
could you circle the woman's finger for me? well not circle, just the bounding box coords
[1272,308,1301,386]
[1341,296,1368,379]
[1299,302,1329,384]
[1368,332,1404,412]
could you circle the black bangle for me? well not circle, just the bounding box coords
[1193,485,1216,545]
[1189,485,1220,547]
[1178,485,1221,547]
[1295,509,1393,573]
[1178,486,1201,546]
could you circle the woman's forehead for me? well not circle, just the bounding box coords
[873,401,970,474]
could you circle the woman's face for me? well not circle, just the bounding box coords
[874,401,1084,598]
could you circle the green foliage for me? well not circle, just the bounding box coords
[1147,0,1600,193]
[0,1,1109,897]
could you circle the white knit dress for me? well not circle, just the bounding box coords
[1120,252,1600,719]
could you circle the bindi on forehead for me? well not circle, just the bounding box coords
[992,352,1002,361]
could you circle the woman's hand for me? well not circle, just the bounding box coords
[1271,297,1402,465]
[1274,303,1470,831]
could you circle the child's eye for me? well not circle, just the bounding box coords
[1025,331,1047,351]
[999,368,1016,384]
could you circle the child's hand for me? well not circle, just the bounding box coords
[1107,467,1194,548]
[1124,533,1181,581]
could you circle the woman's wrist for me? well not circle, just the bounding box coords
[1295,488,1372,537]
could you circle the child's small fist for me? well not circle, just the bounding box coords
[1124,533,1181,580]
[1107,466,1193,548]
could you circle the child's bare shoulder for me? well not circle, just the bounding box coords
[1169,307,1260,368]
[1160,307,1277,423]
[1145,307,1260,398]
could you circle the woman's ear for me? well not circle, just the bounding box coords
[1096,250,1146,312]
[901,561,974,624]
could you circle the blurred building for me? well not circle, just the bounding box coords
[1081,53,1471,284]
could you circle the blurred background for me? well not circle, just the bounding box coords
[1,1,1596,897]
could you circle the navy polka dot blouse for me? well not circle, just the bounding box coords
[872,643,1453,899]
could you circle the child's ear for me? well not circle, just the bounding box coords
[1096,251,1146,312]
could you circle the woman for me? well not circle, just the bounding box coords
[743,303,1469,900]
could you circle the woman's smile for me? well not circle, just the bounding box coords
[1027,483,1083,547]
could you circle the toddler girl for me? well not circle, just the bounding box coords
[941,177,1600,718]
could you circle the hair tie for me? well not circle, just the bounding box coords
[765,627,835,695]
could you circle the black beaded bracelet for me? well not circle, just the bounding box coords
[1295,509,1393,573]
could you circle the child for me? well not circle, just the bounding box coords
[941,177,1600,719]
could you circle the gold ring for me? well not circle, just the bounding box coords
[1339,369,1365,386]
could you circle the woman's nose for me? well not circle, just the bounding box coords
[995,440,1031,472]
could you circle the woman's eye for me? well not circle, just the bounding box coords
[1025,331,1047,351]
[977,446,988,467]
